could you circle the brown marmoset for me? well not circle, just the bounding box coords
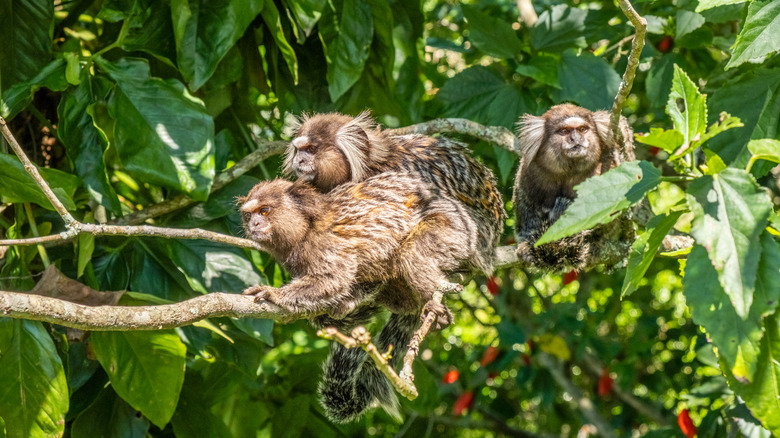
[284,111,505,274]
[240,173,483,422]
[513,103,636,271]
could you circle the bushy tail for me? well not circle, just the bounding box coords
[318,313,419,423]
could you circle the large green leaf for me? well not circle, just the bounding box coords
[686,168,773,318]
[122,1,177,67]
[727,0,780,70]
[0,59,67,119]
[437,65,535,128]
[171,0,265,90]
[538,161,662,245]
[708,68,780,165]
[634,128,684,152]
[71,388,149,438]
[747,139,780,172]
[462,4,525,59]
[0,153,79,211]
[260,0,299,83]
[515,54,560,88]
[96,57,215,201]
[163,240,263,294]
[57,74,122,215]
[622,211,684,298]
[696,0,746,12]
[722,313,780,435]
[554,49,620,111]
[682,240,776,382]
[0,0,53,91]
[0,319,68,438]
[92,330,187,429]
[321,0,374,101]
[282,0,327,39]
[667,65,707,147]
[531,4,587,52]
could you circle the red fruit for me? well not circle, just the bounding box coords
[453,390,475,416]
[678,409,696,438]
[488,371,498,379]
[480,346,500,366]
[562,270,579,285]
[649,146,661,156]
[597,368,613,397]
[658,35,674,53]
[442,370,459,384]
[522,353,531,366]
[527,340,535,352]
[487,276,499,295]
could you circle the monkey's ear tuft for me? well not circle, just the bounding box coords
[235,195,247,207]
[336,112,375,182]
[592,111,611,143]
[518,114,546,162]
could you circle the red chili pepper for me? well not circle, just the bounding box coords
[480,346,500,366]
[597,368,613,397]
[678,409,696,438]
[442,370,459,384]
[453,390,475,416]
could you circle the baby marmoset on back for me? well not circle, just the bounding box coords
[513,103,636,271]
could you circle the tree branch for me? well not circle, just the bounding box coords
[609,0,647,147]
[388,119,519,155]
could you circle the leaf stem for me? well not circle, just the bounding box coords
[23,203,50,267]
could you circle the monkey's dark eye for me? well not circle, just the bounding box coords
[260,207,270,216]
[557,128,570,135]
[578,126,589,133]
[308,144,318,153]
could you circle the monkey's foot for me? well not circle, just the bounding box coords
[422,300,454,331]
[241,285,277,304]
[516,241,538,265]
[438,280,463,294]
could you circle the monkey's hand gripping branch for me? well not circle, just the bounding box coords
[316,280,462,401]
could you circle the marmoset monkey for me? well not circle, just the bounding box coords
[284,112,505,274]
[513,103,635,271]
[240,173,483,421]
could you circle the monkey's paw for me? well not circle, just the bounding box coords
[423,300,454,331]
[516,241,538,266]
[242,285,278,304]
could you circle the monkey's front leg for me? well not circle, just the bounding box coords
[242,274,366,319]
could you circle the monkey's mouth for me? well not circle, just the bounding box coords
[295,166,316,182]
[565,145,588,157]
[247,224,273,240]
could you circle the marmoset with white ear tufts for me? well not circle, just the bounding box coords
[240,172,484,422]
[513,103,636,271]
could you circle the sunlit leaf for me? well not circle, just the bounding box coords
[531,5,587,52]
[622,211,684,298]
[727,0,780,70]
[321,0,373,101]
[635,128,685,152]
[667,65,707,148]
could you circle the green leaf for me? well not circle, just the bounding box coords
[260,0,299,83]
[0,153,79,211]
[171,0,265,90]
[708,68,780,166]
[57,74,122,214]
[634,128,685,152]
[0,59,68,119]
[96,57,215,201]
[122,1,177,67]
[71,388,150,438]
[273,395,310,438]
[462,4,525,59]
[282,0,327,39]
[539,161,663,244]
[696,0,746,13]
[531,4,587,52]
[0,0,53,90]
[722,313,780,435]
[554,49,620,111]
[0,319,68,438]
[622,211,684,298]
[232,318,275,346]
[676,10,706,40]
[727,0,780,70]
[438,65,535,128]
[747,138,780,171]
[685,168,773,318]
[164,240,264,294]
[667,65,707,147]
[322,0,373,101]
[646,53,685,109]
[515,54,560,88]
[77,233,95,279]
[92,330,186,428]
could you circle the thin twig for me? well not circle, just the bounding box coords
[318,326,419,400]
[609,0,647,148]
[0,117,76,226]
[399,290,445,384]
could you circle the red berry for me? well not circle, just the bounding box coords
[480,346,500,366]
[597,368,613,397]
[487,276,499,295]
[453,390,475,416]
[678,409,696,438]
[522,353,531,366]
[658,35,674,53]
[562,270,579,285]
[649,146,661,156]
[442,370,459,384]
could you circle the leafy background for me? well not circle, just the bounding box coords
[1,0,780,437]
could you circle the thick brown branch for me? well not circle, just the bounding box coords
[609,0,647,147]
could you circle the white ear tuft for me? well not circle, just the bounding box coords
[336,111,375,182]
[517,114,546,163]
[592,110,611,142]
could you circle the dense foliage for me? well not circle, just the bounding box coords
[1,0,779,436]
